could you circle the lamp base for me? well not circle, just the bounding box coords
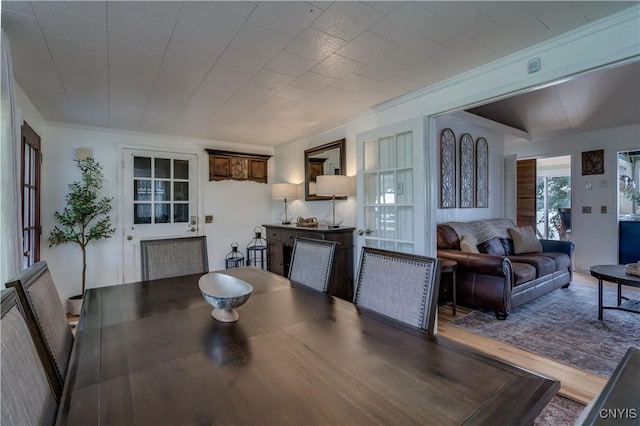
[281,220,292,225]
[327,224,340,229]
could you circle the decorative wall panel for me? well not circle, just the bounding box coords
[475,137,489,208]
[459,133,474,208]
[439,128,456,208]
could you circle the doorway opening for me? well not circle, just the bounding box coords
[536,156,571,241]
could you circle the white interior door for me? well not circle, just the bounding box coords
[356,119,425,258]
[121,149,198,283]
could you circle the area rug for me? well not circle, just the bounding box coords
[449,280,640,377]
[535,395,585,426]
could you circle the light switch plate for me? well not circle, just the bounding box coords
[205,215,213,223]
[601,206,607,214]
[582,206,591,214]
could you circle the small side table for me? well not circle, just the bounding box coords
[440,259,458,316]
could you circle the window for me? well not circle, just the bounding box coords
[133,156,190,224]
[21,122,41,268]
[536,156,571,240]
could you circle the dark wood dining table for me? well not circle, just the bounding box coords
[57,267,559,425]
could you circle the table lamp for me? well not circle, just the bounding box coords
[272,183,297,224]
[316,175,350,228]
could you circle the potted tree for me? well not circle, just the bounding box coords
[48,157,115,315]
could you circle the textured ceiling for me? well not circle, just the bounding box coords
[2,1,636,146]
[466,60,640,138]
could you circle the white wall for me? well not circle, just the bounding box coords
[40,124,274,304]
[15,84,44,135]
[505,124,640,272]
[433,115,506,223]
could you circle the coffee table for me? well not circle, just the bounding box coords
[589,264,640,320]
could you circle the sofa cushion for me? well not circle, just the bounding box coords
[508,226,542,254]
[508,254,557,278]
[538,252,571,271]
[460,235,479,253]
[437,225,460,250]
[512,262,536,286]
[477,237,505,256]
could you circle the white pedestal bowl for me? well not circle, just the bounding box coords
[198,273,253,322]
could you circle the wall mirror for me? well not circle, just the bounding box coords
[304,138,346,201]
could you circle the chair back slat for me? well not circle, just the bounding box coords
[141,236,209,281]
[6,261,72,400]
[354,248,441,333]
[1,288,58,426]
[288,238,338,293]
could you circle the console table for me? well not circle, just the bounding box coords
[263,224,355,301]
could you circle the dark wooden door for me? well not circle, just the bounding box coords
[21,122,41,267]
[517,159,536,228]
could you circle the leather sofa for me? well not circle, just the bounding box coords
[437,218,574,319]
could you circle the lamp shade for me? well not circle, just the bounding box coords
[272,183,297,200]
[316,175,350,197]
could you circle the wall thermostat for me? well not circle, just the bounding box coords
[528,57,541,74]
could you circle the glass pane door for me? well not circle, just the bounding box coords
[122,149,198,283]
[362,131,415,253]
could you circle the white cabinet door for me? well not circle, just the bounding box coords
[121,149,198,283]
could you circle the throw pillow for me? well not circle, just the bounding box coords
[508,227,542,254]
[477,237,506,256]
[460,235,479,253]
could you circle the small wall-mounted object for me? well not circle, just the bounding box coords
[528,57,541,74]
[205,149,272,183]
[75,147,93,160]
[583,206,592,214]
[582,149,604,175]
[205,215,213,224]
[601,206,607,214]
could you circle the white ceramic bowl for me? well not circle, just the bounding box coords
[198,273,253,322]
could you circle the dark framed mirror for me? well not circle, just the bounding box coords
[304,138,346,201]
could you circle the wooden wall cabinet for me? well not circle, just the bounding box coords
[263,224,355,301]
[205,149,271,183]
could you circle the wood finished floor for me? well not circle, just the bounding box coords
[437,271,639,405]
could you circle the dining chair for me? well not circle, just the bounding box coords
[5,261,73,401]
[140,236,209,281]
[288,237,338,293]
[1,287,58,426]
[353,247,441,334]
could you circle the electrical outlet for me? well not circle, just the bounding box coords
[582,206,591,214]
[601,206,607,214]
[205,215,213,223]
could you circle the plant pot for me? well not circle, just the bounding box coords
[67,295,83,316]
